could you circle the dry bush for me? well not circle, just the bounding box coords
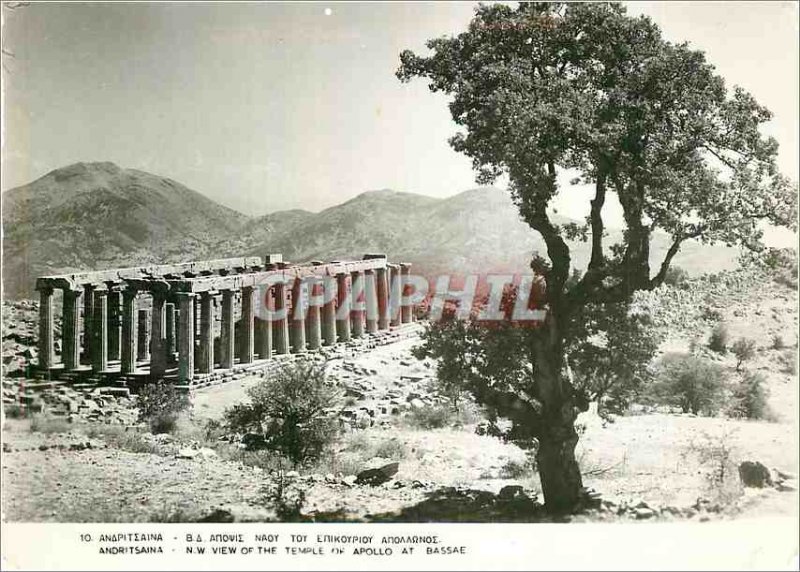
[28,414,71,435]
[727,371,773,421]
[84,424,163,455]
[777,349,797,375]
[684,430,743,506]
[731,338,756,371]
[372,437,407,460]
[708,322,729,354]
[135,381,191,434]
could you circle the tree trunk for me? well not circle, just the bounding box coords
[537,412,583,514]
[532,329,584,514]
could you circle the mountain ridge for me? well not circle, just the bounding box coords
[2,162,740,298]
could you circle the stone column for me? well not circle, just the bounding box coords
[364,269,379,334]
[240,286,255,363]
[306,278,322,351]
[321,275,337,346]
[198,292,215,373]
[273,282,290,354]
[37,286,55,369]
[150,292,167,377]
[376,267,390,330]
[91,290,108,373]
[121,290,138,374]
[194,296,202,342]
[350,271,365,338]
[62,289,81,370]
[400,263,412,323]
[107,290,121,361]
[220,289,235,369]
[290,277,306,353]
[389,264,402,327]
[82,285,95,364]
[165,302,176,359]
[256,317,272,360]
[137,308,150,362]
[178,293,195,383]
[336,273,351,342]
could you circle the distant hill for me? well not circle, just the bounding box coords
[2,162,246,296]
[1,163,739,298]
[245,186,739,279]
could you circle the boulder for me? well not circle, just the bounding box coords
[196,447,218,459]
[738,461,773,488]
[498,485,525,500]
[176,448,199,459]
[634,507,656,519]
[355,462,399,486]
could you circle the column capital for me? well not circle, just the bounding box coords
[103,281,125,292]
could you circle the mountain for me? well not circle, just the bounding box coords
[2,162,246,296]
[246,187,739,279]
[1,163,740,298]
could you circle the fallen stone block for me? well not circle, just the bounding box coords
[355,462,399,486]
[739,461,773,488]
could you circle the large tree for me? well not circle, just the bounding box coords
[397,2,797,513]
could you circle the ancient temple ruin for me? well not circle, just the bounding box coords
[34,254,413,387]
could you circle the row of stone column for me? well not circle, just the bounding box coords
[37,263,413,383]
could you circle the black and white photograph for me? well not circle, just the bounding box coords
[1,1,798,570]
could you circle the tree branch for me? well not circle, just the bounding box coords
[588,173,606,271]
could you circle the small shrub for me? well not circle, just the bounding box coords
[150,504,196,523]
[728,371,771,420]
[344,431,371,453]
[3,404,29,419]
[731,338,756,371]
[405,404,455,429]
[238,449,288,471]
[29,415,71,435]
[372,437,407,460]
[85,424,163,454]
[500,457,535,479]
[647,353,727,415]
[313,448,364,477]
[135,382,191,434]
[778,349,797,375]
[701,306,723,322]
[224,361,341,466]
[664,266,690,288]
[260,471,307,522]
[708,323,729,354]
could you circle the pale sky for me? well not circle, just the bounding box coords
[2,1,798,242]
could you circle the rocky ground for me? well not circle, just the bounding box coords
[2,266,798,523]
